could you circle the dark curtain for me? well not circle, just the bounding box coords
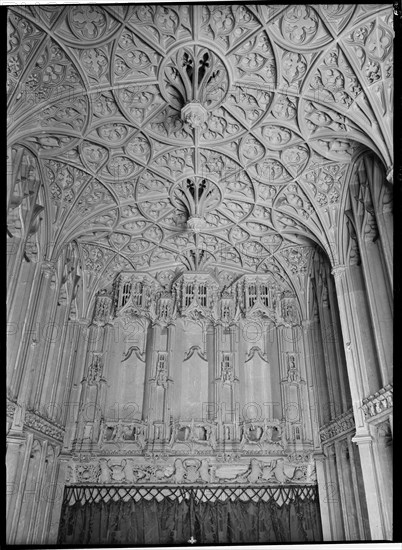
[58,489,322,545]
[59,498,191,545]
[193,498,321,544]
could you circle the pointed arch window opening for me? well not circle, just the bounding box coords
[260,284,270,307]
[121,282,132,308]
[248,284,257,308]
[185,283,195,307]
[132,282,143,307]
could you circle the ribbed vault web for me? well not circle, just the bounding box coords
[7,4,393,315]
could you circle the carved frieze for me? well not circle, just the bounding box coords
[361,384,393,419]
[319,410,355,443]
[65,454,317,485]
[24,410,65,443]
[95,413,292,455]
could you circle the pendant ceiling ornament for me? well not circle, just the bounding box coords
[7,4,393,311]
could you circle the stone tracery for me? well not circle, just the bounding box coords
[7,4,394,545]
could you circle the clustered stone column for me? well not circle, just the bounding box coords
[7,237,83,545]
[326,156,393,541]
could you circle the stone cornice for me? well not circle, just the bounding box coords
[24,409,65,443]
[319,409,355,443]
[361,384,393,420]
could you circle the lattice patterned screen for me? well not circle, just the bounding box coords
[62,484,318,506]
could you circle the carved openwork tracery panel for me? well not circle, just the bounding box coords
[7,4,393,294]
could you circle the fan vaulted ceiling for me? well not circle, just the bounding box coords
[7,4,393,307]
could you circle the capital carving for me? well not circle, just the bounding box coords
[312,452,326,464]
[41,261,56,278]
[331,265,346,280]
[351,434,373,446]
